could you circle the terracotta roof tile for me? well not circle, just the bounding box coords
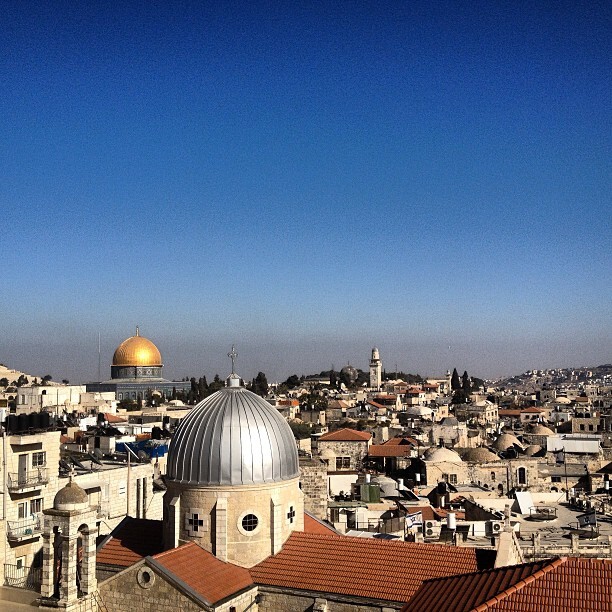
[96,518,164,567]
[303,512,339,536]
[104,412,127,423]
[251,531,494,603]
[319,428,372,442]
[383,436,418,446]
[404,557,612,612]
[368,444,413,457]
[152,542,253,605]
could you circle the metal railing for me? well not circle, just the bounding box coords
[7,516,42,541]
[4,563,41,591]
[7,468,48,490]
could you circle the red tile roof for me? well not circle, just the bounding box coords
[104,412,127,423]
[383,436,419,446]
[319,428,372,442]
[303,512,339,536]
[96,518,164,567]
[404,557,612,612]
[368,444,413,457]
[404,505,436,521]
[151,542,253,605]
[250,531,494,603]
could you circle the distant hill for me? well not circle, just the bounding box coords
[0,364,56,386]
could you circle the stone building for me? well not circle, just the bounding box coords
[317,428,372,472]
[0,426,159,591]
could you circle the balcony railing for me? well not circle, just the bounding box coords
[7,516,42,542]
[4,563,41,591]
[7,468,48,491]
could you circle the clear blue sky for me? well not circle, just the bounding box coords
[1,1,610,383]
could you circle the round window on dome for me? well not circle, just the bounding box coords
[241,514,258,532]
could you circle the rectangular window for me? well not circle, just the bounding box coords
[32,452,46,468]
[30,498,43,514]
[16,557,25,570]
[335,457,350,470]
[18,503,27,520]
[552,476,562,483]
[449,474,458,485]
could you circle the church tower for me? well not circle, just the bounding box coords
[40,478,98,610]
[369,347,382,390]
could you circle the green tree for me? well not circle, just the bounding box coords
[209,374,224,393]
[253,372,268,397]
[197,376,208,401]
[16,375,29,387]
[462,371,470,392]
[0,378,8,387]
[289,421,311,440]
[283,374,300,389]
[451,368,461,391]
[42,374,52,383]
[118,398,137,411]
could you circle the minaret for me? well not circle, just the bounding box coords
[369,347,382,390]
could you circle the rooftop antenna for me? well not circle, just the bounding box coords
[98,332,101,382]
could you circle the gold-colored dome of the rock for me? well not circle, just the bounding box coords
[112,328,162,367]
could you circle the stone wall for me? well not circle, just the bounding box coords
[299,457,328,519]
[99,563,259,612]
[319,441,369,471]
[258,587,401,611]
[99,565,205,612]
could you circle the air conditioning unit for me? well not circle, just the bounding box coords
[424,520,440,538]
[488,520,504,535]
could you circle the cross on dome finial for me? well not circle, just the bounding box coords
[228,345,238,374]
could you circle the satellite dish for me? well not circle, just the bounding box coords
[93,448,104,459]
[137,450,148,461]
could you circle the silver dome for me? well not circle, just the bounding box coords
[167,383,299,486]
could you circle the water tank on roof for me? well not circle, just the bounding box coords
[17,414,28,433]
[6,414,17,434]
[29,412,40,430]
[40,412,50,429]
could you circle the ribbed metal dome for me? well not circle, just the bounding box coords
[166,382,299,486]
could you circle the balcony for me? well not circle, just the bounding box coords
[7,468,48,492]
[7,516,42,542]
[4,563,41,591]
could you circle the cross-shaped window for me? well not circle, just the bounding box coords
[188,513,204,532]
[287,506,295,523]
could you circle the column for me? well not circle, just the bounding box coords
[60,535,78,602]
[142,477,148,519]
[136,477,142,518]
[40,532,54,598]
[215,498,228,561]
[79,529,97,595]
[271,497,283,555]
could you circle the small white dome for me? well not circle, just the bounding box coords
[423,447,463,463]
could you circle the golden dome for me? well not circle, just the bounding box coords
[112,327,162,367]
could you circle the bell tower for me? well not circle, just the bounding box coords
[40,478,98,610]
